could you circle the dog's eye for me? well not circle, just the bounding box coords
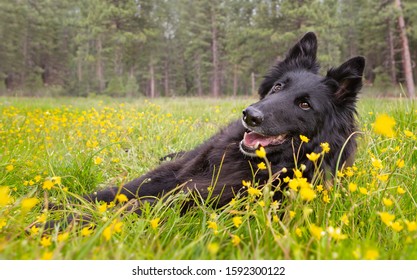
[273,83,283,92]
[299,102,311,110]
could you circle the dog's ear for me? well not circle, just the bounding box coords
[326,56,365,105]
[258,32,319,99]
[286,32,318,63]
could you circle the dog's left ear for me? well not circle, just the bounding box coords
[258,32,319,99]
[286,32,318,64]
[326,56,365,104]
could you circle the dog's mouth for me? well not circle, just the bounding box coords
[240,129,287,156]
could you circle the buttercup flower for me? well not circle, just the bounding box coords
[232,216,243,228]
[255,147,266,158]
[150,218,160,230]
[373,114,396,137]
[306,152,320,162]
[300,135,310,143]
[231,234,241,246]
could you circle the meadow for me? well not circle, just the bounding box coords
[0,95,416,260]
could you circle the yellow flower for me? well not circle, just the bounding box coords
[306,152,320,162]
[378,212,395,226]
[348,183,357,192]
[272,215,279,223]
[257,162,266,170]
[396,159,405,168]
[316,185,323,192]
[102,227,112,241]
[229,198,237,207]
[40,236,52,248]
[81,226,93,237]
[404,130,414,137]
[289,211,296,219]
[294,168,303,178]
[41,251,54,260]
[207,221,218,233]
[397,186,406,195]
[57,232,69,242]
[341,214,349,226]
[247,187,262,197]
[241,180,251,187]
[34,175,42,182]
[320,142,330,153]
[21,197,39,212]
[103,220,124,240]
[30,225,40,236]
[288,179,299,191]
[295,227,302,237]
[405,220,417,232]
[94,156,103,165]
[0,218,7,230]
[359,187,368,195]
[373,114,396,137]
[207,242,219,255]
[98,203,108,213]
[322,194,330,204]
[382,198,393,207]
[116,194,128,203]
[42,180,54,190]
[364,249,379,260]
[36,213,47,223]
[232,216,243,228]
[0,186,13,206]
[231,234,241,246]
[300,135,310,143]
[6,165,14,172]
[309,224,324,240]
[371,158,383,169]
[255,147,266,158]
[51,176,61,185]
[344,168,354,177]
[377,174,389,182]
[150,218,160,230]
[391,221,403,232]
[300,187,316,201]
[327,226,347,240]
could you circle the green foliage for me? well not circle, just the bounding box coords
[0,0,415,96]
[0,97,416,260]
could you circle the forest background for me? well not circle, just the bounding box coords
[0,0,416,98]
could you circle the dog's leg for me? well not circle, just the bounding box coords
[83,170,179,204]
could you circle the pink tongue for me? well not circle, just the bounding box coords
[244,132,275,147]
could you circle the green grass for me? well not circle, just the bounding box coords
[0,96,416,260]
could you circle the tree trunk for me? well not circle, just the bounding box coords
[251,72,256,96]
[233,64,238,97]
[96,36,105,93]
[164,59,170,97]
[196,55,203,96]
[395,0,415,98]
[210,5,220,98]
[149,60,155,98]
[387,19,397,85]
[77,55,83,83]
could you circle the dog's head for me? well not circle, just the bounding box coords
[240,32,365,159]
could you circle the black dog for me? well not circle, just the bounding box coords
[49,32,365,225]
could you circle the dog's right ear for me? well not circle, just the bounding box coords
[258,32,319,99]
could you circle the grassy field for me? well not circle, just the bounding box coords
[0,96,416,260]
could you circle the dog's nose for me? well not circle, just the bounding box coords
[242,107,264,127]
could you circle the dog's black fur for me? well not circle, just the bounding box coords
[49,32,365,225]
